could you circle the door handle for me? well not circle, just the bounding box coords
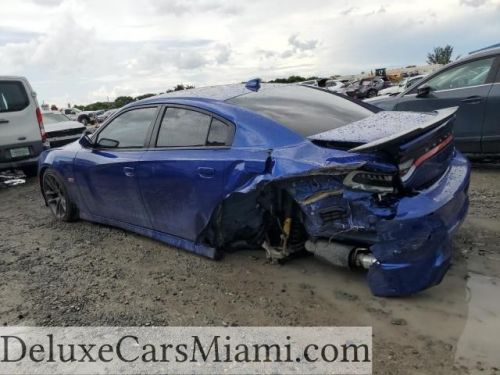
[0,119,9,124]
[197,167,215,178]
[123,167,135,177]
[460,96,483,104]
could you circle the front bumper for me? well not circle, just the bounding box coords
[367,151,470,296]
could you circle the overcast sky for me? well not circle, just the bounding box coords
[1,0,499,106]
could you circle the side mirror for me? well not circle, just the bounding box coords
[96,138,119,148]
[416,85,431,98]
[79,134,94,148]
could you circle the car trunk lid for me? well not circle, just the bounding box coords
[309,108,458,190]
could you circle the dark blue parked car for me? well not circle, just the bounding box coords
[366,47,500,156]
[39,83,470,297]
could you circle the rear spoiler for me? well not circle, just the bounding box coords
[348,107,458,153]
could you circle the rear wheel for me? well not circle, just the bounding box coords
[42,170,78,221]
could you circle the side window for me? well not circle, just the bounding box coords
[418,58,494,92]
[97,107,157,148]
[156,108,231,147]
[0,81,29,112]
[207,118,229,146]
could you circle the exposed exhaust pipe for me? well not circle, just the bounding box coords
[305,240,377,269]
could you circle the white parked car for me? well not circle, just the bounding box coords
[378,75,426,96]
[301,79,346,93]
[42,112,86,148]
[300,79,319,87]
[61,107,96,125]
[323,79,345,93]
[0,76,48,174]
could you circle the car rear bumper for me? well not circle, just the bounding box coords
[0,140,45,170]
[367,151,470,296]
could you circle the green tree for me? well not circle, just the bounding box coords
[427,45,454,65]
[166,84,195,93]
[134,93,156,101]
[269,75,319,84]
[114,96,134,108]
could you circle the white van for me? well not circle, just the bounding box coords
[0,76,49,173]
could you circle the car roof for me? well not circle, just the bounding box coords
[454,47,500,64]
[143,83,287,103]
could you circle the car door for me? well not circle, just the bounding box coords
[394,56,496,153]
[138,106,236,241]
[481,56,500,154]
[74,106,159,227]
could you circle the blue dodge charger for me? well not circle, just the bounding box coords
[39,82,470,297]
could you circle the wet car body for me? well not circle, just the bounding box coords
[38,83,470,297]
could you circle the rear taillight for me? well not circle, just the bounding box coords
[399,134,454,183]
[343,171,396,193]
[36,107,49,146]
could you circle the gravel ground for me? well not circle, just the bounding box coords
[1,167,499,374]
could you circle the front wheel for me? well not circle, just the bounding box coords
[80,117,89,126]
[42,170,78,221]
[366,89,377,98]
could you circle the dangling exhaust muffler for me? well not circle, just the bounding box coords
[305,240,377,269]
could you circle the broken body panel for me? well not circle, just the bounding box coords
[207,109,469,296]
[39,87,470,297]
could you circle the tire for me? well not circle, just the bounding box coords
[42,169,78,222]
[366,89,377,98]
[80,117,89,126]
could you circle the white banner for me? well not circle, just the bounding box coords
[0,326,372,374]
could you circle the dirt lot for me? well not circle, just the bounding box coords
[1,166,499,374]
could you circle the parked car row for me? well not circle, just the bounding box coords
[378,75,427,96]
[344,77,393,98]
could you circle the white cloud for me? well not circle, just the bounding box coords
[288,34,318,52]
[459,0,488,7]
[214,43,232,64]
[0,0,498,106]
[31,0,63,6]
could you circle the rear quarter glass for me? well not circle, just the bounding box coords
[0,81,30,112]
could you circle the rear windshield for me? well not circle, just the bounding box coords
[43,113,70,124]
[0,81,30,113]
[227,85,374,136]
